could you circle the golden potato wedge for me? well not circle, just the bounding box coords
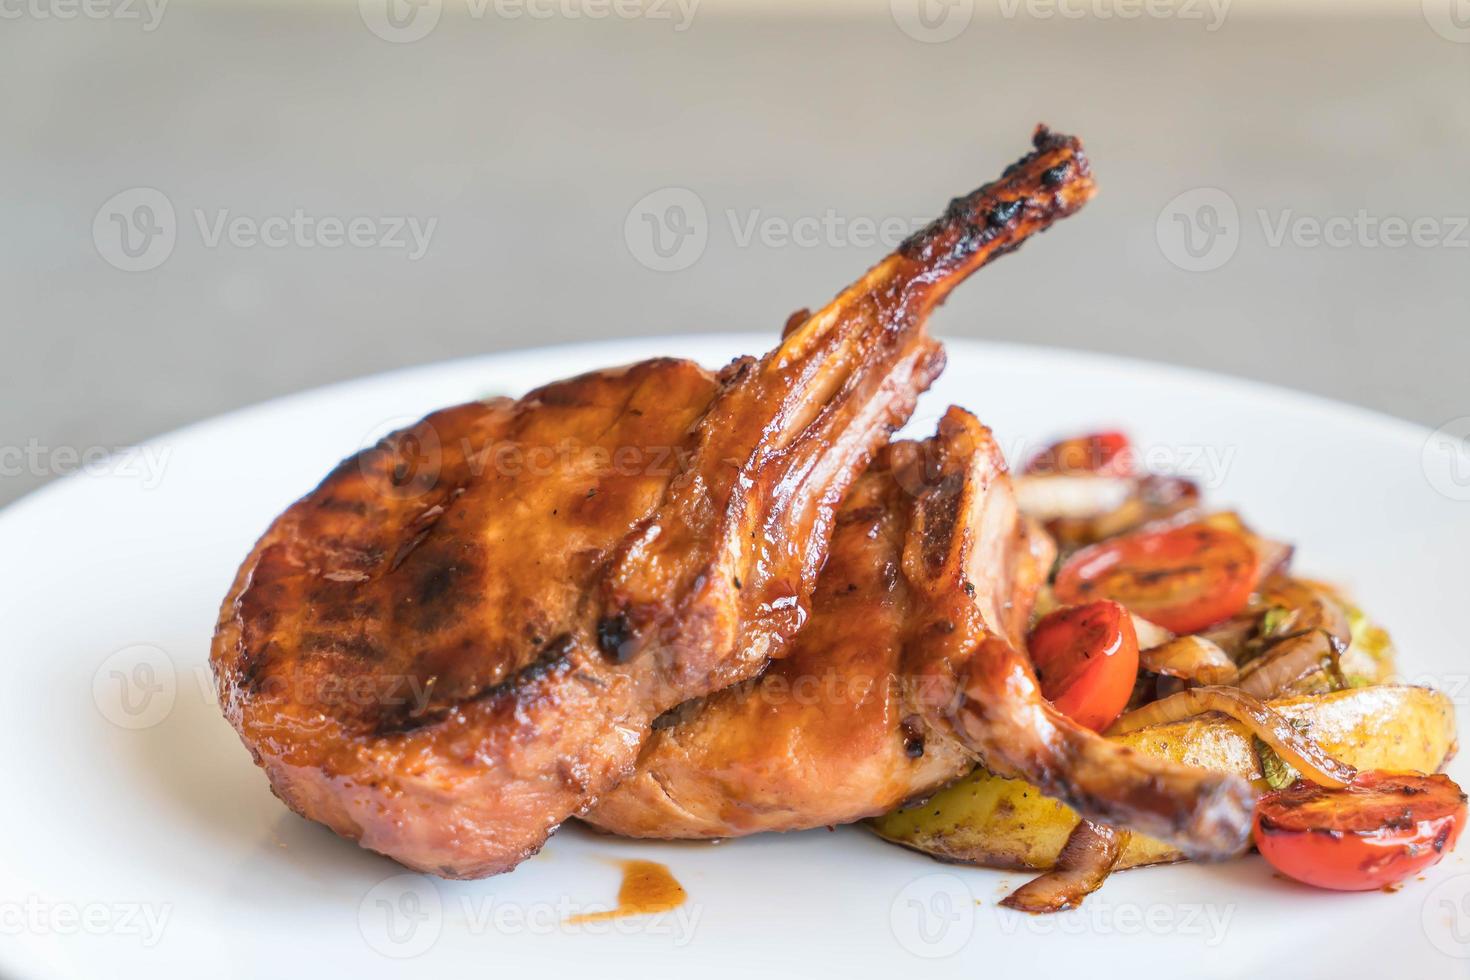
[870,685,1457,871]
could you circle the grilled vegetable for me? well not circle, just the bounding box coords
[1139,635,1238,686]
[1028,601,1139,732]
[1053,521,1259,634]
[1255,771,1466,891]
[869,685,1456,872]
[1000,820,1126,912]
[1023,431,1134,478]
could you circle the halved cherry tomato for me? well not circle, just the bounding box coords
[1027,600,1139,732]
[1053,522,1258,634]
[1254,771,1466,891]
[1024,431,1134,478]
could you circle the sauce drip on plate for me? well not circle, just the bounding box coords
[566,860,686,924]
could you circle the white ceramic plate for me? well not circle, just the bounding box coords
[5,336,1469,980]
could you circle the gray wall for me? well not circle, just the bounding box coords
[4,5,1468,506]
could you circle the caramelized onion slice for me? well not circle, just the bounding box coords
[1129,613,1174,651]
[1001,820,1127,913]
[1013,474,1134,522]
[1140,635,1239,686]
[1106,685,1356,788]
[1237,629,1341,700]
[1258,579,1352,647]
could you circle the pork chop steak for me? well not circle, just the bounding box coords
[587,409,1255,859]
[585,408,1049,838]
[210,127,1097,877]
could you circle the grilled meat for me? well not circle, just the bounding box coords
[210,127,1097,877]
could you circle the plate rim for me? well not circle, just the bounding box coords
[0,334,1436,527]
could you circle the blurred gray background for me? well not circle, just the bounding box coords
[4,1,1468,507]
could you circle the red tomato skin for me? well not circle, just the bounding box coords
[1053,524,1258,635]
[1254,773,1467,891]
[1027,601,1139,732]
[1255,813,1463,891]
[1024,431,1134,478]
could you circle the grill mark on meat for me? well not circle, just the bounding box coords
[373,632,580,735]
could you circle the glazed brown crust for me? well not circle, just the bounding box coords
[590,409,1255,858]
[903,416,1255,860]
[584,410,1048,839]
[210,127,1098,877]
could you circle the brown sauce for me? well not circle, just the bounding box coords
[566,860,687,924]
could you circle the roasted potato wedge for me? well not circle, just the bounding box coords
[870,685,1457,871]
